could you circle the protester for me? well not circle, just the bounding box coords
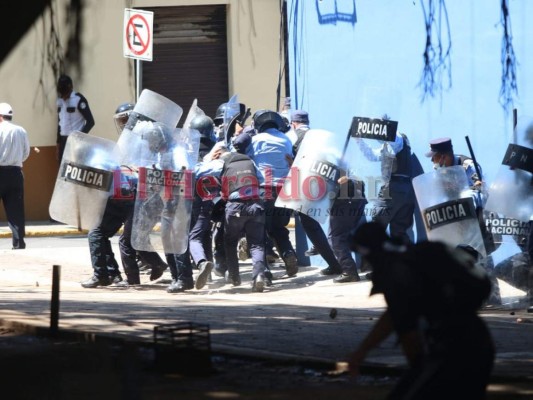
[348,222,495,400]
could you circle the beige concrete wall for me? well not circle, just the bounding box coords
[0,0,283,221]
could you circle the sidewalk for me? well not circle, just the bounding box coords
[0,221,532,384]
[0,221,88,238]
[0,219,297,238]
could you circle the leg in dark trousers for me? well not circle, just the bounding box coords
[119,208,142,284]
[86,201,128,280]
[328,199,367,281]
[299,212,341,269]
[264,199,294,258]
[0,167,26,249]
[189,197,214,265]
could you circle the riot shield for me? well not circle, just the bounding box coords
[117,89,183,166]
[348,85,402,203]
[484,213,531,293]
[223,94,246,145]
[485,116,533,222]
[49,132,118,230]
[130,122,200,254]
[349,116,399,189]
[413,165,487,257]
[275,129,346,224]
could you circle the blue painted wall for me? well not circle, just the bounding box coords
[287,0,533,182]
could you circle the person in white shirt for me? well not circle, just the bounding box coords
[56,74,95,163]
[0,103,30,249]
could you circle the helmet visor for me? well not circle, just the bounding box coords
[114,111,131,134]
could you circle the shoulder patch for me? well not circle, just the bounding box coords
[79,102,87,110]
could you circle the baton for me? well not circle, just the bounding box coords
[465,135,482,182]
[239,107,251,127]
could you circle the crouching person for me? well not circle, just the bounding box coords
[347,222,495,400]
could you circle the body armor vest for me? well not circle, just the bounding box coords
[221,153,259,198]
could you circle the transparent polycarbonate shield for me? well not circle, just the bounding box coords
[348,85,402,191]
[224,94,242,145]
[131,123,200,254]
[182,99,205,130]
[49,132,119,230]
[275,129,348,223]
[483,211,531,292]
[485,116,533,222]
[117,89,183,166]
[413,165,486,257]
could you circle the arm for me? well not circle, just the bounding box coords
[348,310,394,376]
[77,94,95,133]
[232,130,252,154]
[22,129,30,162]
[357,138,382,161]
[397,329,425,367]
[195,158,224,180]
[57,113,61,144]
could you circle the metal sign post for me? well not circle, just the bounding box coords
[123,8,153,100]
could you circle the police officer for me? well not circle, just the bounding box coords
[0,103,30,250]
[196,143,268,291]
[348,222,495,399]
[328,172,368,282]
[56,74,95,163]
[426,137,482,188]
[166,115,217,293]
[285,110,345,274]
[358,131,419,243]
[238,110,298,277]
[287,109,311,156]
[425,137,501,303]
[81,103,167,288]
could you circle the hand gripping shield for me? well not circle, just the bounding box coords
[49,132,119,229]
[413,165,486,257]
[485,116,533,223]
[131,122,200,254]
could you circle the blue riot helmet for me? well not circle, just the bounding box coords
[190,115,215,141]
[114,102,135,134]
[142,122,174,153]
[214,101,246,126]
[214,103,229,126]
[252,109,286,133]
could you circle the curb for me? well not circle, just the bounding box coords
[3,317,530,383]
[0,317,403,378]
[0,218,297,239]
[0,228,88,239]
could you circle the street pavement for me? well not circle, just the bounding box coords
[0,221,532,386]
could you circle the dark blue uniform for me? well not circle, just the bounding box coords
[83,168,167,288]
[197,150,268,290]
[328,178,367,281]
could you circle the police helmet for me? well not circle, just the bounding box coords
[214,103,229,125]
[214,102,246,126]
[114,102,135,133]
[252,109,285,133]
[190,115,215,139]
[142,122,173,153]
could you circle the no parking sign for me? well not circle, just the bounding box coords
[123,8,153,61]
